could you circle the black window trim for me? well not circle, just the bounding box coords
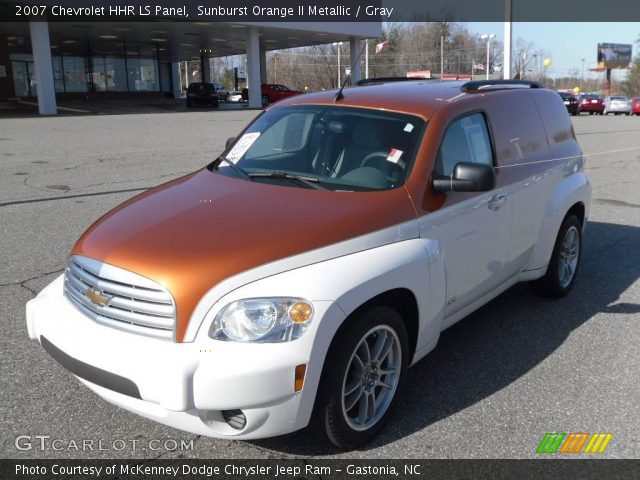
[434,109,497,179]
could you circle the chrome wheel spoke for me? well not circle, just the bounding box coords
[358,339,371,364]
[370,330,388,362]
[375,378,393,390]
[345,388,363,411]
[357,391,371,424]
[351,353,365,372]
[344,377,361,396]
[378,367,397,377]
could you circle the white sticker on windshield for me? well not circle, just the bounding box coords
[226,132,260,163]
[387,148,404,164]
[404,123,414,133]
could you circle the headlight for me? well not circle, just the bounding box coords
[209,298,313,343]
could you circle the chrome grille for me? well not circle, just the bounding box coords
[64,255,176,341]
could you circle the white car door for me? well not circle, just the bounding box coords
[419,113,512,321]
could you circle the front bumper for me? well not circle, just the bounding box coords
[26,275,339,439]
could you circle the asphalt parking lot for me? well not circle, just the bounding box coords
[1,110,639,460]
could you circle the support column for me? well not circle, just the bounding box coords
[171,62,181,98]
[349,37,362,84]
[246,27,261,108]
[503,0,512,80]
[200,50,212,83]
[259,46,267,84]
[29,21,56,115]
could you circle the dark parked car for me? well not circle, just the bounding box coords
[186,83,219,108]
[558,91,579,115]
[577,94,604,115]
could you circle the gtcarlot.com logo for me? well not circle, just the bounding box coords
[537,432,613,454]
[14,435,194,452]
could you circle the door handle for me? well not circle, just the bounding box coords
[488,194,507,211]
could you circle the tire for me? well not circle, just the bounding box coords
[589,111,594,115]
[532,214,582,298]
[186,101,192,108]
[311,306,409,448]
[261,94,270,106]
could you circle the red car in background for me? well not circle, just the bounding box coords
[241,84,303,106]
[577,94,604,115]
[260,84,302,105]
[631,97,640,116]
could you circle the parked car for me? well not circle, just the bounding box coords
[603,95,632,115]
[241,84,303,105]
[227,90,244,102]
[27,79,590,449]
[260,84,302,104]
[557,91,579,115]
[632,97,640,116]
[577,94,604,115]
[211,82,229,101]
[185,82,219,108]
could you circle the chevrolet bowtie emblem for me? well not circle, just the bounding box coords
[85,289,112,307]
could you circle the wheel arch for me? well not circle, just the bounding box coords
[335,288,420,362]
[523,173,591,271]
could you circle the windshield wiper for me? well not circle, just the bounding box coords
[212,156,250,180]
[247,171,327,190]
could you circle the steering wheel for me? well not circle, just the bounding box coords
[360,151,405,180]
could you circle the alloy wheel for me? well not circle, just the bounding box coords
[341,325,402,431]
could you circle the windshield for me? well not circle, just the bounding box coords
[212,105,426,191]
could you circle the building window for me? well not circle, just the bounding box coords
[62,56,88,92]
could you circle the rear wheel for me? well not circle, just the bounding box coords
[311,306,408,448]
[532,215,582,297]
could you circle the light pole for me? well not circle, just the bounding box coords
[580,58,585,92]
[332,42,343,88]
[480,34,496,80]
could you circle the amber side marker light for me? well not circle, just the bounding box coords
[294,364,307,392]
[289,302,313,323]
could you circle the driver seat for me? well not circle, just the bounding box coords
[331,121,386,177]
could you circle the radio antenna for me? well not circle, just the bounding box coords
[334,40,370,102]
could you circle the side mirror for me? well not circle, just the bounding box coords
[225,136,236,148]
[432,162,495,192]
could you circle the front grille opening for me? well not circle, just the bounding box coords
[63,255,176,341]
[221,409,247,430]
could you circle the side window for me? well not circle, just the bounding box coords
[435,113,493,176]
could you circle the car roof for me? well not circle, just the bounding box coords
[273,79,539,119]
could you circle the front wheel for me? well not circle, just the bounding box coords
[311,306,408,448]
[532,214,582,297]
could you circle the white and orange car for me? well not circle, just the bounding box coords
[26,79,591,448]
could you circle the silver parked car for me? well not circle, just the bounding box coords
[604,96,631,115]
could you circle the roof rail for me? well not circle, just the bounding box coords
[356,77,431,86]
[461,80,540,93]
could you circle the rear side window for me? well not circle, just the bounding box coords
[435,113,493,176]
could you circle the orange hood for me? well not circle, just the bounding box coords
[72,169,417,341]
